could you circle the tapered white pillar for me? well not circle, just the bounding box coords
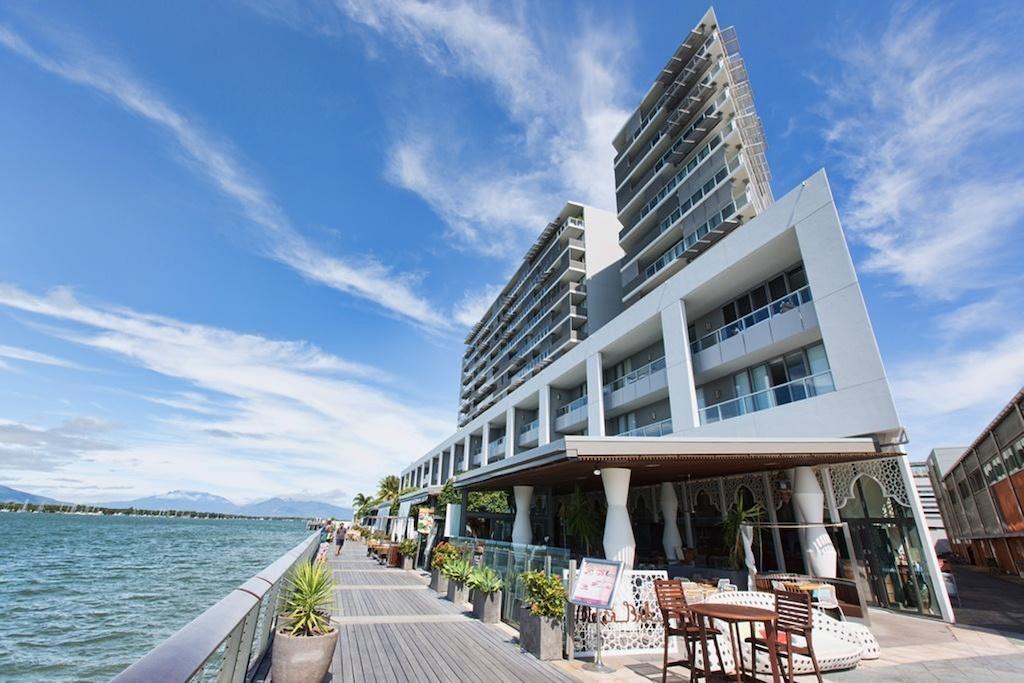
[601,468,635,569]
[660,483,684,560]
[661,299,700,430]
[512,486,533,546]
[792,466,837,578]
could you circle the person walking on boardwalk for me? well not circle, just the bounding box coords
[334,523,346,556]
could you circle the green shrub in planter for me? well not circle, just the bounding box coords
[468,566,503,623]
[430,542,460,570]
[467,566,503,594]
[271,561,338,683]
[398,539,417,557]
[518,570,566,661]
[443,557,473,605]
[520,570,567,618]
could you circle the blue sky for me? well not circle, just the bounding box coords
[1,1,1022,505]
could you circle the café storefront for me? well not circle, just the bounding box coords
[451,435,950,623]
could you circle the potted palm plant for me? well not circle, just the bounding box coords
[443,556,473,605]
[429,542,458,594]
[723,500,763,586]
[468,565,503,623]
[518,570,566,661]
[271,560,338,683]
[398,538,417,570]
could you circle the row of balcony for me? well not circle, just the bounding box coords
[622,191,748,299]
[699,370,835,424]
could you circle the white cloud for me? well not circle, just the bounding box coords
[0,344,78,369]
[0,22,450,330]
[0,416,117,471]
[820,5,1024,299]
[451,283,505,328]
[322,1,633,256]
[0,284,452,500]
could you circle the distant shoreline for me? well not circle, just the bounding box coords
[0,501,304,520]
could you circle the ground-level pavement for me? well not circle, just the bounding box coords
[946,563,1024,636]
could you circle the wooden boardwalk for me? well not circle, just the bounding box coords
[327,542,575,682]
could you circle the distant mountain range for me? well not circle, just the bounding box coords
[1,485,352,519]
[0,485,64,505]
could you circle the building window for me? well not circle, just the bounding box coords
[699,342,834,423]
[968,468,984,494]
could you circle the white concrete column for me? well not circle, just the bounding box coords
[681,484,695,547]
[792,466,837,578]
[538,384,552,445]
[462,434,472,471]
[481,423,490,466]
[512,485,533,546]
[660,483,684,560]
[446,448,455,480]
[601,468,636,569]
[661,299,700,431]
[506,406,516,457]
[586,352,606,436]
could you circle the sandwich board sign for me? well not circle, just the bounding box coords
[569,558,623,610]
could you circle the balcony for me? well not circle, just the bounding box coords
[554,395,588,433]
[603,356,669,414]
[518,419,540,448]
[487,436,506,457]
[623,191,752,301]
[615,418,674,438]
[699,370,836,424]
[691,287,818,375]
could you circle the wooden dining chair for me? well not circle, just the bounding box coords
[747,589,823,683]
[653,579,725,683]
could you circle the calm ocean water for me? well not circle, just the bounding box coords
[0,512,310,682]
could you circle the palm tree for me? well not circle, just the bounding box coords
[376,475,401,504]
[352,493,372,519]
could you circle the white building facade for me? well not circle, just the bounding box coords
[397,7,952,622]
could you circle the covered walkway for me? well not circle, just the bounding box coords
[327,542,575,682]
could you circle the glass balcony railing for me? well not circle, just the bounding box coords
[644,191,749,281]
[699,370,835,424]
[519,419,539,434]
[616,418,673,437]
[603,356,667,393]
[690,286,813,354]
[488,436,506,453]
[556,395,588,417]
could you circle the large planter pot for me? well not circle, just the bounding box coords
[386,545,401,568]
[518,608,562,661]
[402,556,414,571]
[446,579,469,605]
[472,590,502,623]
[430,568,449,595]
[270,629,339,683]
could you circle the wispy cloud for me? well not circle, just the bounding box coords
[0,416,117,472]
[0,22,450,330]
[451,282,505,328]
[0,284,452,499]
[259,1,633,261]
[0,344,78,369]
[819,4,1024,299]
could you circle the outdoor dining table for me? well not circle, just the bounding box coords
[689,603,782,683]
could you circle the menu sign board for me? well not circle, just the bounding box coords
[569,558,623,610]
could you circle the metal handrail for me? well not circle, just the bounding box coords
[112,532,320,683]
[699,370,835,424]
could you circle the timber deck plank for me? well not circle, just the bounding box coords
[324,542,575,682]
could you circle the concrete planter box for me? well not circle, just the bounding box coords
[518,608,562,661]
[430,568,449,595]
[472,590,502,623]
[402,556,414,571]
[270,629,339,683]
[446,579,470,605]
